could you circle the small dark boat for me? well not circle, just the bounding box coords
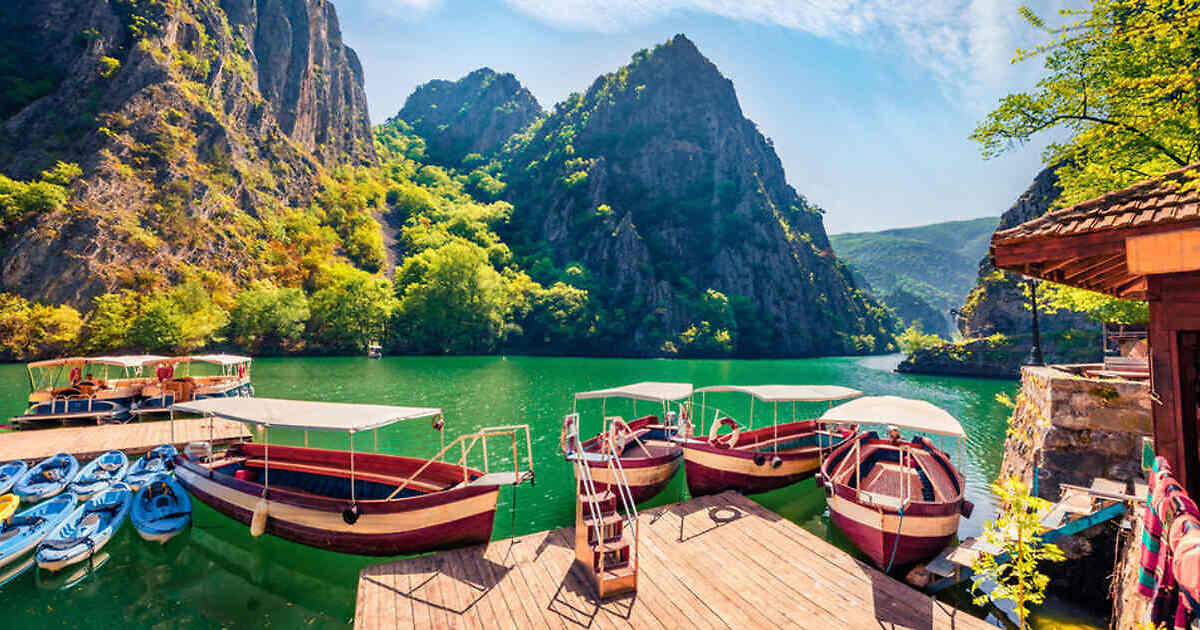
[171,397,534,556]
[565,383,689,504]
[680,385,861,496]
[817,396,971,570]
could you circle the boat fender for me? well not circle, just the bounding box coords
[432,417,445,432]
[753,454,766,467]
[771,456,783,469]
[342,504,359,525]
[960,500,974,519]
[814,473,826,488]
[250,498,268,537]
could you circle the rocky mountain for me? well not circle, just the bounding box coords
[491,35,894,356]
[830,216,1000,336]
[0,0,374,305]
[396,68,542,168]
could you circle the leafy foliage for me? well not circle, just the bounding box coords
[227,283,310,354]
[0,162,80,231]
[0,294,82,360]
[896,325,946,353]
[307,263,395,353]
[1035,282,1149,324]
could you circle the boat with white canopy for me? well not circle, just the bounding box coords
[816,396,972,570]
[563,382,689,504]
[171,397,533,555]
[16,355,168,427]
[134,354,253,417]
[680,385,862,496]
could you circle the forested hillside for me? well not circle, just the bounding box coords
[830,217,999,336]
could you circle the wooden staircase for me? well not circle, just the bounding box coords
[562,413,639,599]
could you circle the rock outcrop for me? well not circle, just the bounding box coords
[397,68,542,167]
[0,0,374,305]
[499,35,893,356]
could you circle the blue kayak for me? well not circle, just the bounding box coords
[0,461,29,495]
[14,454,79,504]
[125,445,178,491]
[0,492,76,585]
[131,474,191,544]
[36,483,132,572]
[69,450,129,501]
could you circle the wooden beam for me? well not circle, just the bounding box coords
[1116,277,1148,298]
[1061,254,1125,284]
[993,221,1198,267]
[1127,228,1200,275]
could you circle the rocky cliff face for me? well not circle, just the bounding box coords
[0,0,373,304]
[397,68,542,167]
[499,35,893,356]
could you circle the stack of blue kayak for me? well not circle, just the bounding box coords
[14,454,79,504]
[126,445,178,491]
[69,451,129,501]
[0,461,28,495]
[36,483,132,572]
[0,492,76,586]
[131,474,191,544]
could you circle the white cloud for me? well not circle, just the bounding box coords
[365,0,444,18]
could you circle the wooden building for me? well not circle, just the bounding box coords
[991,164,1200,494]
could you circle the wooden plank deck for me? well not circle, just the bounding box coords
[0,418,251,462]
[355,491,994,629]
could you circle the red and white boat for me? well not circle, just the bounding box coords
[680,385,861,496]
[817,396,972,570]
[564,383,689,504]
[171,397,533,556]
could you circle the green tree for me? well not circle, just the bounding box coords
[896,325,946,354]
[392,241,512,353]
[972,1,1200,207]
[308,263,395,353]
[0,293,82,359]
[971,477,1067,629]
[82,291,144,353]
[128,296,185,352]
[518,281,593,350]
[227,282,310,353]
[1035,282,1148,324]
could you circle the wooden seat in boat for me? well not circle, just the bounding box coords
[241,458,449,494]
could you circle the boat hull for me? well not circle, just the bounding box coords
[175,453,501,556]
[682,442,819,496]
[826,490,960,568]
[578,450,680,504]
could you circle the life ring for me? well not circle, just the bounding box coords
[238,365,247,380]
[69,367,82,384]
[559,414,577,454]
[602,418,633,456]
[708,417,740,448]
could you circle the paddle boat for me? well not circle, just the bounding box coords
[0,494,16,522]
[36,483,133,572]
[134,354,253,418]
[817,396,972,570]
[171,397,535,555]
[69,450,129,501]
[14,453,79,504]
[126,445,178,490]
[15,356,167,427]
[131,473,191,544]
[563,382,688,504]
[0,461,28,495]
[679,385,862,496]
[0,493,77,586]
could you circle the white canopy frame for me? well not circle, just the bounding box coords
[573,382,693,437]
[692,384,864,457]
[26,354,170,391]
[820,395,967,478]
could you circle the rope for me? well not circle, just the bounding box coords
[885,505,905,573]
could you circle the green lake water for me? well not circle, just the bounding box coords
[0,354,1104,628]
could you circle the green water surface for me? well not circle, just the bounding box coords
[0,355,1098,628]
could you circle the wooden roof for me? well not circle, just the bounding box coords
[992,164,1200,299]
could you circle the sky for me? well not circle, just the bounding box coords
[334,0,1071,234]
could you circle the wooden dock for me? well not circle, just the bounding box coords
[355,491,994,629]
[0,418,251,462]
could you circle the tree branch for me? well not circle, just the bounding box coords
[1042,113,1188,166]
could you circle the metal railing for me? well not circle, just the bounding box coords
[386,424,534,499]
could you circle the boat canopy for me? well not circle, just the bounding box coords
[574,382,693,403]
[695,384,862,403]
[819,396,965,438]
[27,355,168,369]
[172,397,442,432]
[183,353,252,366]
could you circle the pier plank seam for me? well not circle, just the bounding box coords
[355,491,994,630]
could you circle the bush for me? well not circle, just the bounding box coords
[897,325,946,354]
[0,294,82,360]
[308,263,395,353]
[227,282,310,353]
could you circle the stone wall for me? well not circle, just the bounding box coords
[1000,365,1151,500]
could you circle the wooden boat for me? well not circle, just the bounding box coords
[681,385,862,496]
[0,493,76,586]
[134,354,253,417]
[14,453,79,504]
[171,397,534,556]
[131,473,191,544]
[37,483,132,572]
[817,396,972,570]
[16,355,167,427]
[564,382,689,504]
[126,445,178,490]
[0,461,28,495]
[69,450,130,501]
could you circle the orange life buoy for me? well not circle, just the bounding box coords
[238,364,247,380]
[602,418,633,456]
[708,416,740,448]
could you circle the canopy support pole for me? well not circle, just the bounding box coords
[373,429,378,454]
[350,430,357,507]
[773,402,779,455]
[304,430,308,448]
[701,392,707,435]
[749,398,754,430]
[264,426,270,497]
